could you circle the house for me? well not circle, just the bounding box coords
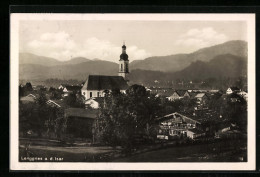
[167,90,186,101]
[186,128,206,139]
[237,91,248,102]
[226,87,240,94]
[85,97,104,109]
[64,108,99,139]
[20,94,36,103]
[154,89,174,98]
[188,89,219,93]
[194,93,208,104]
[46,100,62,108]
[227,93,243,103]
[58,84,69,90]
[81,43,130,100]
[156,112,202,140]
[150,88,174,98]
[145,87,152,92]
[237,91,247,97]
[63,85,82,96]
[183,91,197,99]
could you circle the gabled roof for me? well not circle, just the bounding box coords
[82,75,129,91]
[175,90,186,97]
[165,90,186,97]
[186,92,197,98]
[86,97,105,104]
[50,99,70,109]
[46,100,61,108]
[20,94,37,102]
[157,90,175,97]
[195,93,207,98]
[65,85,82,92]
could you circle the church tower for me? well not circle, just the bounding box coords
[118,43,129,80]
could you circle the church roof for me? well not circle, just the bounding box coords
[82,75,129,91]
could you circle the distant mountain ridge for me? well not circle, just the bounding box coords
[131,40,247,72]
[20,60,118,81]
[19,40,248,82]
[128,54,247,84]
[173,54,247,79]
[19,53,91,66]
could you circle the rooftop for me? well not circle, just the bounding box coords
[188,128,205,134]
[82,75,129,91]
[65,85,82,91]
[175,90,186,96]
[195,93,206,98]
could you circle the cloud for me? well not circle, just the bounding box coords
[175,27,228,52]
[26,32,151,62]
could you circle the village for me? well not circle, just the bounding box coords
[18,44,248,162]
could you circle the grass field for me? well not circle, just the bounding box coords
[19,138,246,162]
[113,140,247,162]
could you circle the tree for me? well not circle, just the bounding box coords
[25,82,33,91]
[49,87,62,100]
[64,93,77,107]
[224,94,247,132]
[20,92,66,139]
[37,91,47,105]
[64,93,85,108]
[160,98,183,116]
[207,93,247,132]
[180,98,197,113]
[97,85,161,151]
[75,93,85,108]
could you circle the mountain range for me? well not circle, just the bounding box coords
[19,40,248,83]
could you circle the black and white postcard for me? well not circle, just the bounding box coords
[10,13,255,170]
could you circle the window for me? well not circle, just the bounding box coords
[97,92,100,97]
[90,92,92,98]
[125,63,128,72]
[121,64,123,71]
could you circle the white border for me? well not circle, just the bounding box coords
[10,13,256,171]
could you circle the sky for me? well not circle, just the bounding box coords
[19,20,247,62]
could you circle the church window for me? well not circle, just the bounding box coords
[90,92,92,98]
[97,92,100,97]
[125,63,128,72]
[121,64,123,71]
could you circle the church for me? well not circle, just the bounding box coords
[81,43,130,100]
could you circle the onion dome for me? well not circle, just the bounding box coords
[120,53,129,61]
